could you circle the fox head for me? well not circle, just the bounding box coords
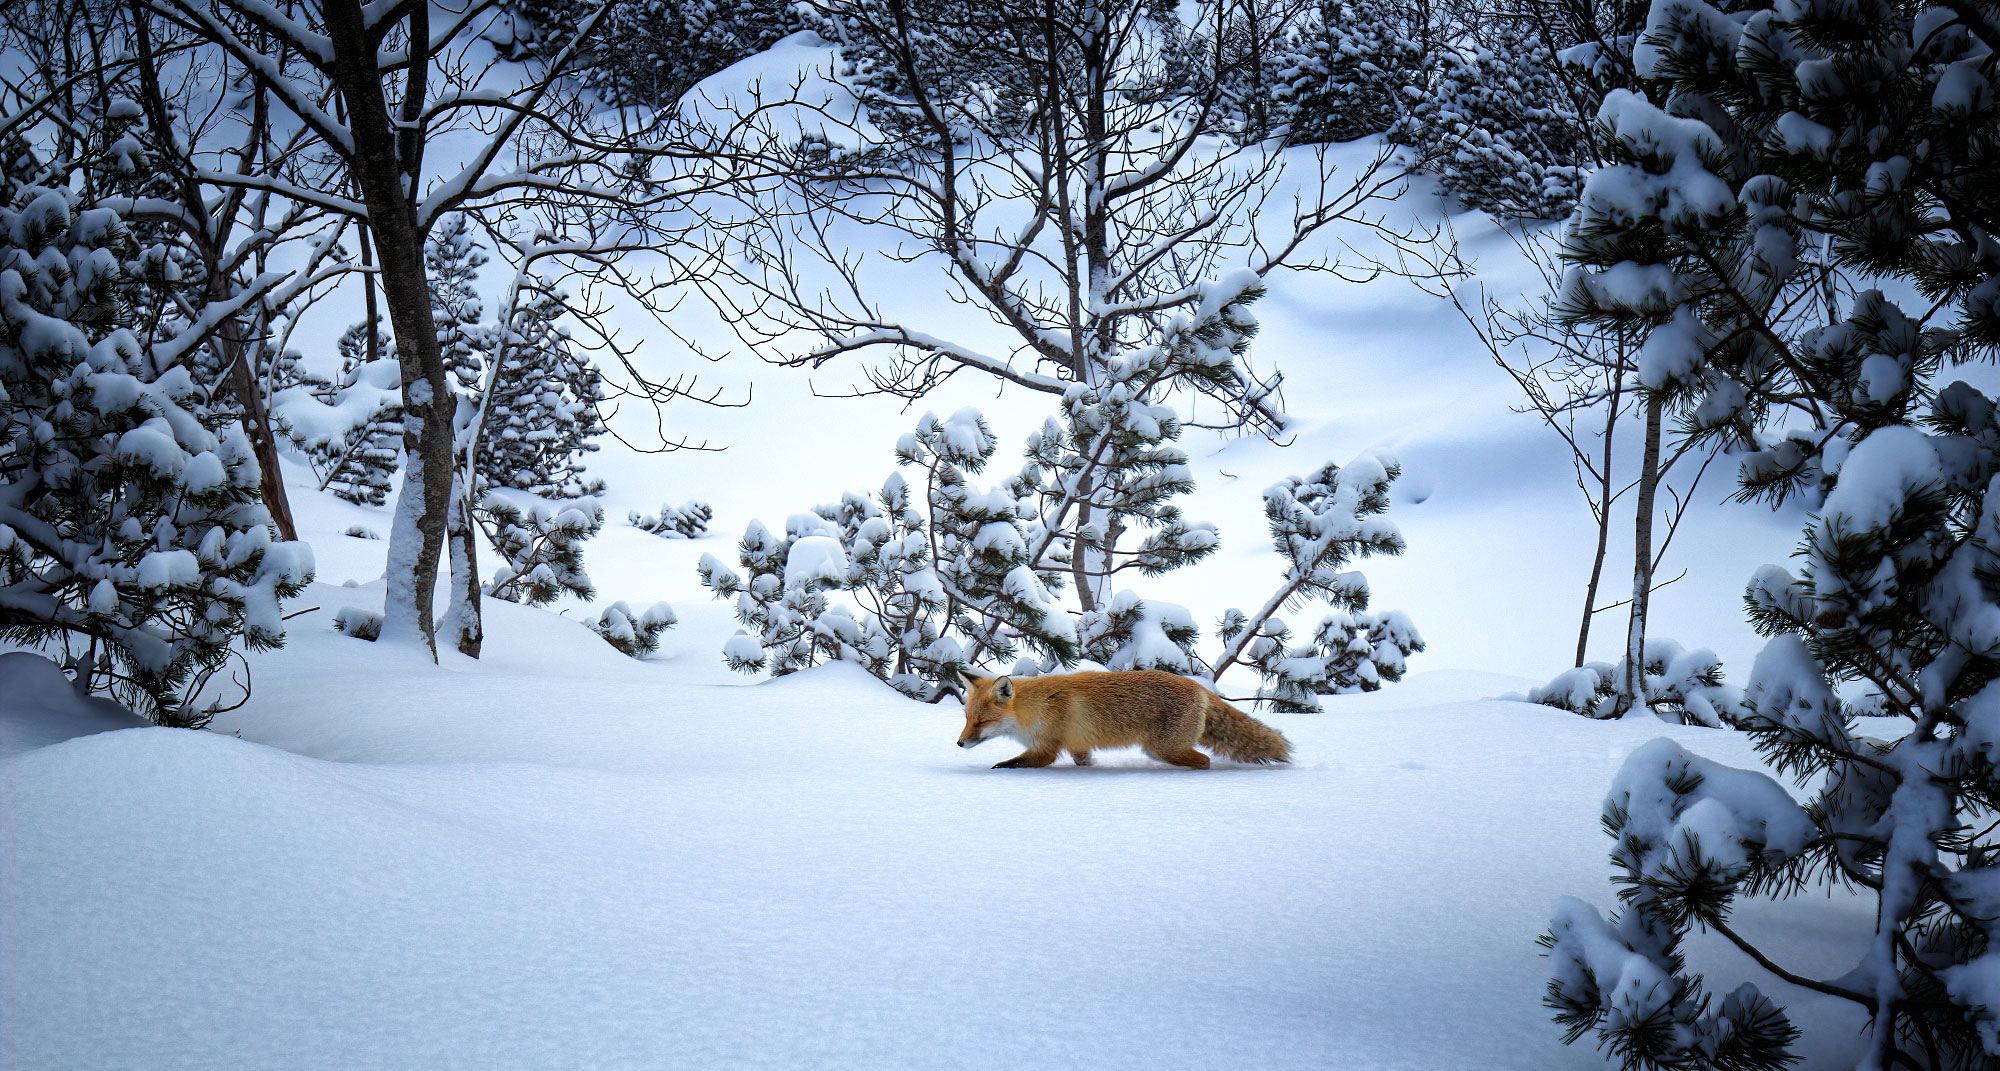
[956,670,1016,749]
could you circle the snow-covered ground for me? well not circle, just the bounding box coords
[3,40,1848,1071]
[4,590,1872,1070]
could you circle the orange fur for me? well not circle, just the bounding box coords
[956,669,1291,768]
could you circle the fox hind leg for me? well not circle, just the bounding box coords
[1069,748,1093,766]
[1147,747,1211,770]
[994,746,1059,769]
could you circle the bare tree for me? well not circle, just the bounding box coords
[711,0,1442,614]
[1435,229,1719,702]
[136,0,757,657]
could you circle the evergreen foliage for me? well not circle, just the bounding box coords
[284,322,403,506]
[0,166,310,723]
[476,492,601,606]
[506,0,795,107]
[816,0,1051,150]
[1543,1,1999,1066]
[591,599,677,657]
[477,282,607,501]
[1211,454,1423,711]
[425,217,488,394]
[697,409,1079,696]
[1392,15,1594,219]
[1269,0,1424,145]
[631,500,713,539]
[1526,638,1744,726]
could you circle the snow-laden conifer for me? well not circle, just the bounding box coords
[631,500,713,539]
[1268,0,1422,145]
[1526,639,1743,727]
[591,600,676,658]
[699,409,1079,696]
[1544,2,1998,1066]
[426,217,489,395]
[1208,453,1422,710]
[0,172,310,724]
[277,322,403,506]
[476,492,601,606]
[476,283,608,501]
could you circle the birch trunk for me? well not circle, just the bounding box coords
[1616,394,1663,717]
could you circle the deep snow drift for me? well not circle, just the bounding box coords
[3,591,1873,1070]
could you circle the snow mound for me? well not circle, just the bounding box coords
[0,652,150,758]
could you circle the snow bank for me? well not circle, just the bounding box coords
[0,652,150,758]
[2,618,1875,1069]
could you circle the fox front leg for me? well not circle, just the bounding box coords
[1068,748,1093,766]
[993,746,1059,769]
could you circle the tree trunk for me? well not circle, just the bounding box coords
[215,293,297,542]
[443,462,482,658]
[359,225,381,365]
[1575,365,1623,666]
[1617,394,1663,717]
[322,0,453,657]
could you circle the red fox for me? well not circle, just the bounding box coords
[956,668,1292,768]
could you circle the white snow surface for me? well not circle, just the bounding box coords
[0,652,149,758]
[2,591,1877,1070]
[1,39,1866,1071]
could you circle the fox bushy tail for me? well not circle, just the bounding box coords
[1201,696,1292,764]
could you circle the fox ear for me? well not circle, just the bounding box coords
[993,676,1013,701]
[956,667,986,689]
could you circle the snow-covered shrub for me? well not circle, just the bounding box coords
[476,492,601,606]
[1527,639,1744,727]
[1545,0,1998,1065]
[1209,454,1422,711]
[1391,22,1590,219]
[591,600,676,658]
[0,176,311,724]
[505,0,795,108]
[477,282,607,501]
[1270,0,1423,145]
[276,324,403,506]
[631,500,712,539]
[342,525,380,540]
[332,606,382,642]
[697,408,1078,695]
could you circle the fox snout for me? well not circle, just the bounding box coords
[957,737,977,748]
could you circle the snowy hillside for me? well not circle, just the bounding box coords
[3,591,1874,1070]
[7,2,1993,1069]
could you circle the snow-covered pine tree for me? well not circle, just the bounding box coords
[1206,453,1422,710]
[591,600,676,657]
[1270,0,1424,145]
[476,284,606,500]
[0,169,311,724]
[476,492,601,606]
[506,0,794,107]
[425,216,488,395]
[1011,278,1262,669]
[1213,0,1313,142]
[631,500,713,538]
[697,514,840,676]
[1542,1,1998,1066]
[698,409,1080,696]
[1389,4,1612,220]
[898,408,1077,685]
[283,321,404,506]
[815,0,1048,152]
[1525,638,1743,727]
